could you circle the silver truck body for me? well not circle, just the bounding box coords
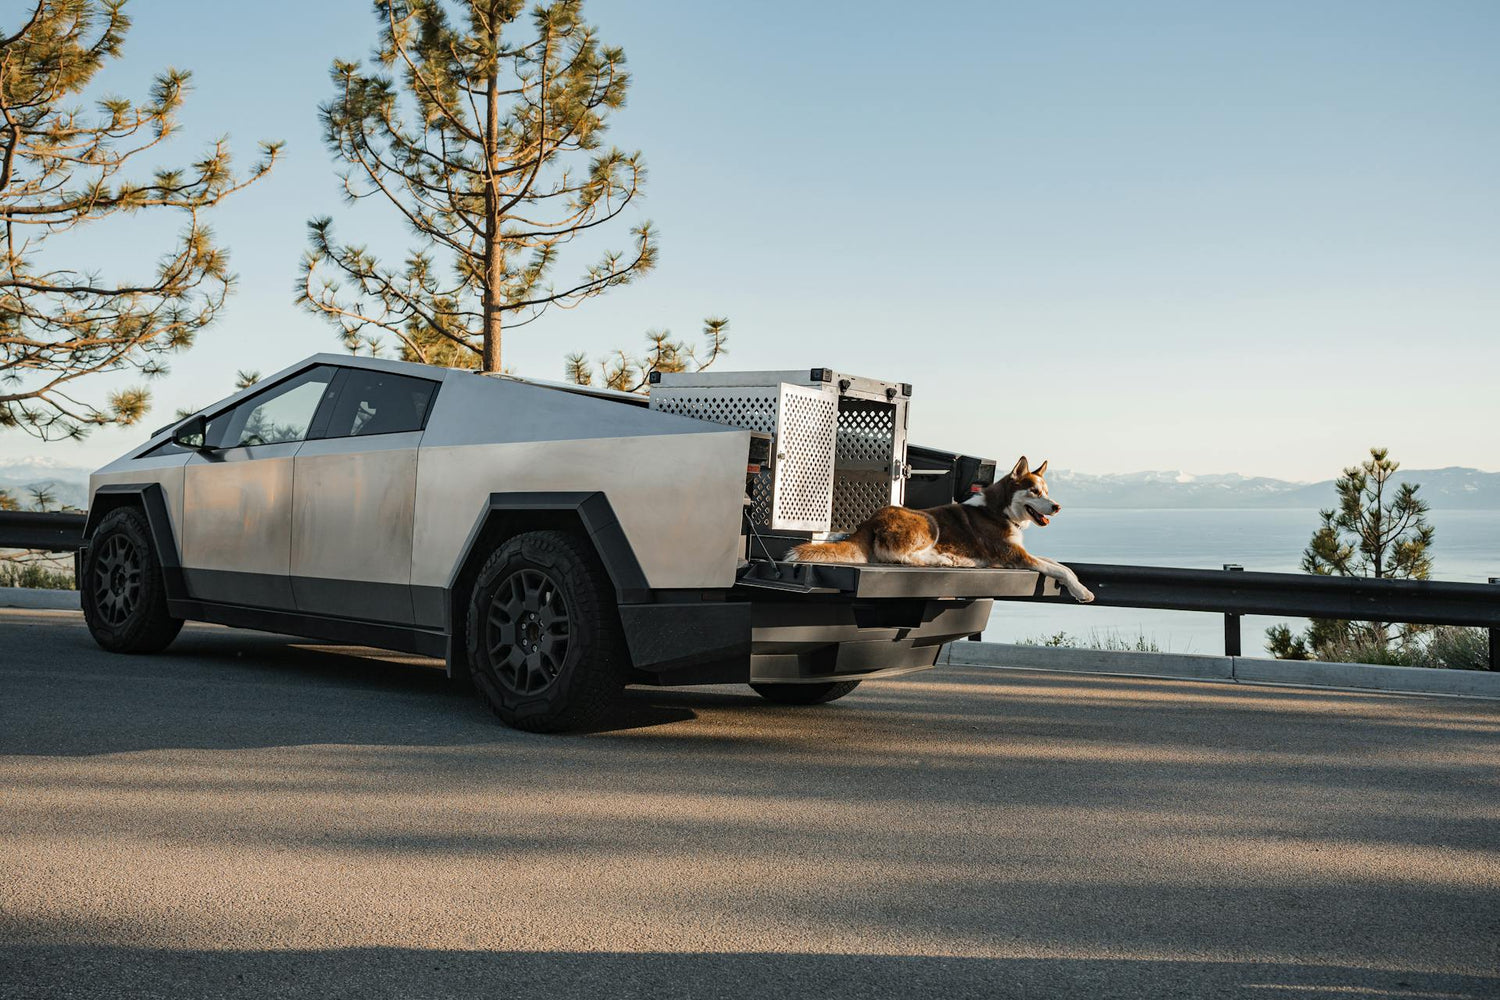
[85,354,1044,691]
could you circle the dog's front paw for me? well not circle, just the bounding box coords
[1071,586,1095,604]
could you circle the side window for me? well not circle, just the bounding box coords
[207,367,336,449]
[319,370,439,439]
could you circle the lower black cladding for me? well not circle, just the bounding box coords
[181,569,294,611]
[617,600,752,675]
[166,598,447,658]
[291,575,415,624]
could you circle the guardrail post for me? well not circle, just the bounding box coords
[1223,564,1244,657]
[1490,578,1499,671]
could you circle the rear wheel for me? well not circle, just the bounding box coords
[750,681,861,705]
[465,530,627,733]
[81,507,183,653]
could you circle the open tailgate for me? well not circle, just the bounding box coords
[736,560,1061,600]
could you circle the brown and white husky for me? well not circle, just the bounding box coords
[786,456,1095,603]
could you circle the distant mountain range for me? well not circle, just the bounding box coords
[2,457,1497,511]
[1047,467,1500,510]
[0,457,91,510]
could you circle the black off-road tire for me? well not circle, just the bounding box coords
[750,681,861,706]
[80,507,184,654]
[465,530,629,733]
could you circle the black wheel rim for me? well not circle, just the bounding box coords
[93,533,143,627]
[484,568,571,695]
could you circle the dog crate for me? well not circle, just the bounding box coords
[649,368,911,535]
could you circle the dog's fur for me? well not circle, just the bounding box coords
[786,456,1095,603]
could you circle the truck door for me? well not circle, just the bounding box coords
[289,367,439,624]
[180,365,339,609]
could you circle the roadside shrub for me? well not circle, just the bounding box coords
[1264,625,1489,670]
[1308,635,1423,667]
[1019,630,1161,653]
[0,558,75,590]
[1423,627,1489,671]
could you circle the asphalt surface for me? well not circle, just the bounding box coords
[2,608,1497,999]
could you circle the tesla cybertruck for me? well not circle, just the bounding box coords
[80,355,1056,730]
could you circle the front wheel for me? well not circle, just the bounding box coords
[750,681,861,705]
[465,530,628,733]
[81,507,183,653]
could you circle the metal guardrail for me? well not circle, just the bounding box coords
[0,510,86,551]
[3,508,1495,668]
[1029,562,1500,669]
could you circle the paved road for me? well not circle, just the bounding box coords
[2,608,1497,999]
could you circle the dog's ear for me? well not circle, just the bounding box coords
[1010,456,1029,479]
[1033,459,1048,477]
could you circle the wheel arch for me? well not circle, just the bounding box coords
[442,492,649,676]
[81,483,186,600]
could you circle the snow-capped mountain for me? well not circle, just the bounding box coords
[0,458,92,510]
[1048,467,1500,509]
[1270,467,1500,511]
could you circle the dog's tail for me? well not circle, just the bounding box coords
[785,530,870,564]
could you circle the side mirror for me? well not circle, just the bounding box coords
[171,413,212,451]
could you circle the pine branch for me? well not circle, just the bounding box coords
[303,0,656,373]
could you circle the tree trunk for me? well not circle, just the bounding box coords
[482,248,502,371]
[479,23,502,373]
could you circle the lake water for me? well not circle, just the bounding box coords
[980,508,1500,655]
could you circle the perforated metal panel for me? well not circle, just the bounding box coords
[651,385,836,530]
[835,399,897,464]
[772,384,838,531]
[651,372,906,536]
[650,389,779,436]
[831,398,902,532]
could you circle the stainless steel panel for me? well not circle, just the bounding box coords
[181,442,300,607]
[650,385,780,526]
[291,431,421,623]
[95,354,757,605]
[425,368,737,446]
[89,453,188,545]
[411,371,749,592]
[412,433,748,593]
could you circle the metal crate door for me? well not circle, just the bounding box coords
[831,398,904,533]
[771,383,838,531]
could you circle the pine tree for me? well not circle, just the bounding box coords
[0,0,281,439]
[300,0,658,374]
[565,316,728,393]
[1267,447,1435,661]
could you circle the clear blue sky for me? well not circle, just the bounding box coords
[5,0,1497,481]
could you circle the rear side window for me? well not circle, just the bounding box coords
[318,369,439,439]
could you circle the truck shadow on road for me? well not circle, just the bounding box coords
[5,614,1499,764]
[2,617,723,755]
